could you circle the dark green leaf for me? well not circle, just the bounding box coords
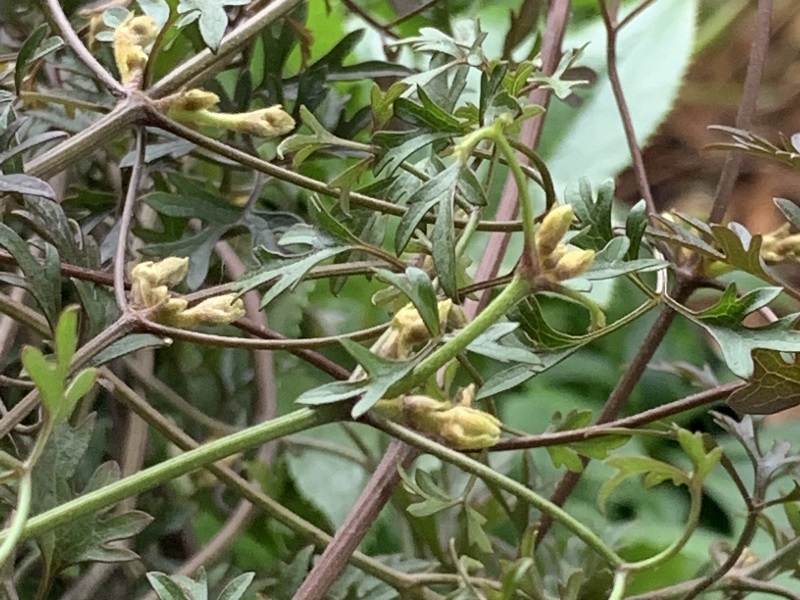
[432,186,457,299]
[143,191,241,224]
[395,164,459,254]
[465,506,493,552]
[0,131,68,168]
[89,334,171,366]
[566,177,614,250]
[585,237,668,280]
[0,173,56,199]
[678,285,800,377]
[373,130,453,175]
[238,246,351,308]
[727,349,800,415]
[394,87,466,132]
[625,199,648,259]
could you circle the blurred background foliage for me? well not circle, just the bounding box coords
[1,0,800,598]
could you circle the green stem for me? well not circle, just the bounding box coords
[0,406,345,544]
[390,275,531,395]
[608,570,628,600]
[372,416,624,568]
[547,284,608,331]
[0,470,32,568]
[627,485,703,572]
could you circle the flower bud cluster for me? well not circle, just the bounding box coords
[375,385,501,450]
[166,88,296,138]
[534,205,595,282]
[130,257,244,328]
[377,300,467,360]
[113,14,158,85]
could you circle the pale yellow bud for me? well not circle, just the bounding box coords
[163,294,245,328]
[434,405,501,450]
[113,14,158,84]
[130,257,189,308]
[552,249,595,281]
[227,106,296,137]
[173,89,221,112]
[536,205,574,258]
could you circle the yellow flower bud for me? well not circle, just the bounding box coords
[536,205,574,258]
[130,257,189,308]
[229,106,296,137]
[162,294,245,328]
[113,14,158,84]
[172,89,221,112]
[552,248,595,281]
[434,405,501,450]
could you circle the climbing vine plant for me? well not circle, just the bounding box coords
[0,0,799,599]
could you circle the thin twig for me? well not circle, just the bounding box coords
[43,0,125,97]
[598,0,657,216]
[114,128,145,312]
[490,381,740,451]
[707,0,773,224]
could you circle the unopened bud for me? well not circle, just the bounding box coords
[163,294,245,328]
[113,14,157,84]
[172,89,220,112]
[536,205,574,257]
[231,106,296,137]
[130,257,189,308]
[435,405,501,450]
[553,249,595,280]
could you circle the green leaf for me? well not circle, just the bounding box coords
[0,173,56,198]
[373,130,453,175]
[0,131,68,169]
[465,506,493,552]
[598,455,690,513]
[775,197,800,229]
[297,340,418,417]
[371,82,409,129]
[677,284,800,377]
[394,87,467,133]
[177,0,250,52]
[511,295,588,349]
[476,347,581,399]
[63,368,98,413]
[21,346,63,418]
[395,164,459,254]
[710,223,771,279]
[727,349,800,415]
[374,267,441,336]
[89,334,171,366]
[15,25,63,94]
[407,496,458,517]
[432,182,457,299]
[566,177,614,250]
[143,191,241,223]
[584,237,668,280]
[54,306,79,375]
[466,323,542,365]
[238,245,351,308]
[625,200,648,259]
[147,572,191,600]
[217,572,255,600]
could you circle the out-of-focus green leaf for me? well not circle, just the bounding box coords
[0,173,56,198]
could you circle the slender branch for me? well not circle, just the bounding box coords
[598,0,656,216]
[707,0,773,224]
[291,441,418,600]
[490,382,740,451]
[147,0,303,99]
[114,128,145,311]
[43,0,125,97]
